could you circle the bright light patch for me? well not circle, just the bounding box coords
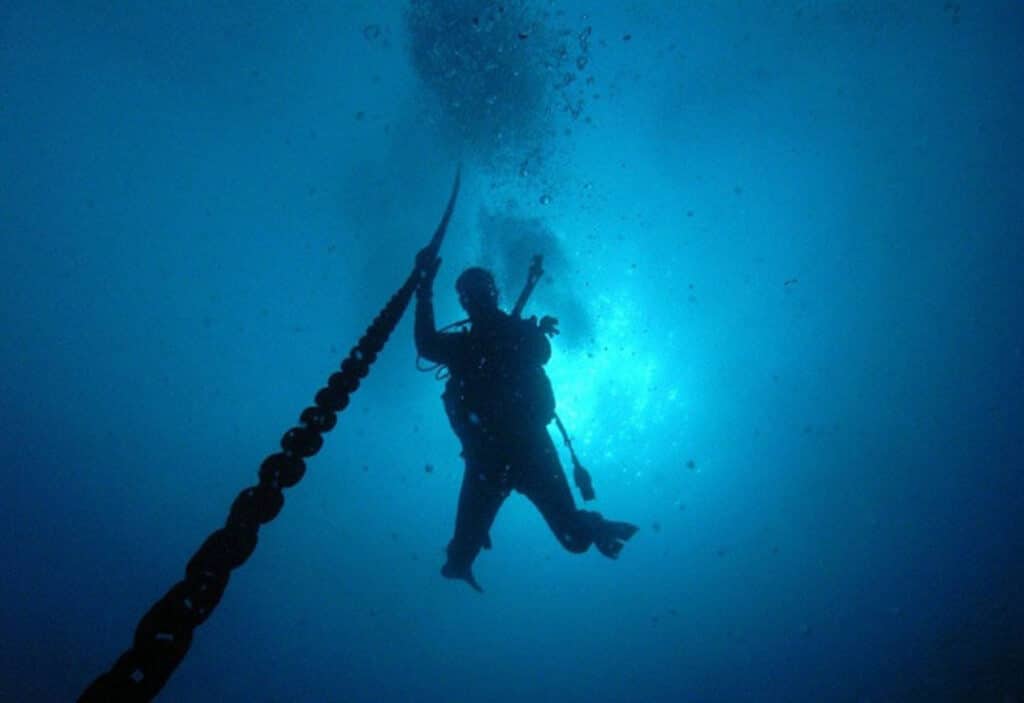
[546,290,686,478]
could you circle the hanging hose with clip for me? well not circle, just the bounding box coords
[508,254,596,502]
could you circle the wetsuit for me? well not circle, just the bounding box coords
[415,292,607,582]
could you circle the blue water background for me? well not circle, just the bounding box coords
[2,2,1022,701]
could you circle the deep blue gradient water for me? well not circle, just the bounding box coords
[2,2,1022,701]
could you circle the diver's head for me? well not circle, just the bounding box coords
[456,267,499,320]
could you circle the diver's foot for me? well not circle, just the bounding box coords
[441,562,484,593]
[594,520,639,559]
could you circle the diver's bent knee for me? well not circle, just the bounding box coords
[558,531,591,554]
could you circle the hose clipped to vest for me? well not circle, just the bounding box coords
[554,414,596,502]
[78,168,461,703]
[509,255,596,503]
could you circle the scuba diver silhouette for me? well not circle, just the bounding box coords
[414,249,638,592]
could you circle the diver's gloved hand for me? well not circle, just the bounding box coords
[537,315,559,337]
[415,250,442,298]
[414,245,435,270]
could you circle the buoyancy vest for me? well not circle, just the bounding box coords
[441,317,555,449]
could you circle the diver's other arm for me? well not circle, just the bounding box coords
[537,315,559,338]
[518,316,553,365]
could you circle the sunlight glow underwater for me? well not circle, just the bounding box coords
[547,287,690,487]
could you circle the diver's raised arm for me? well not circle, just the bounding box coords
[414,255,458,364]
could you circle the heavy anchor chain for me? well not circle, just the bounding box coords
[79,167,460,702]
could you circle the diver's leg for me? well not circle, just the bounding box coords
[518,430,638,559]
[442,460,506,591]
[517,431,597,553]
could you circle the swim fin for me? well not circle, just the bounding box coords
[594,520,639,559]
[441,562,484,593]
